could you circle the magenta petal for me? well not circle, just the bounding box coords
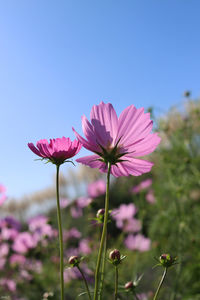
[28,143,44,158]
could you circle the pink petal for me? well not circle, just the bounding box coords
[128,133,161,156]
[81,115,101,147]
[72,127,99,152]
[111,158,154,177]
[76,155,107,173]
[90,102,118,147]
[28,143,44,158]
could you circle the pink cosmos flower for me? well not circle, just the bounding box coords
[131,179,152,194]
[123,218,141,233]
[28,137,82,165]
[146,189,156,204]
[70,197,92,218]
[124,234,151,252]
[79,239,91,255]
[0,184,7,205]
[0,243,9,257]
[0,278,16,292]
[112,203,137,223]
[73,102,161,177]
[60,198,71,208]
[87,179,106,198]
[10,254,26,265]
[28,215,54,240]
[12,232,37,254]
[112,204,141,232]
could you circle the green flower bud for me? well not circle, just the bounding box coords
[68,255,80,267]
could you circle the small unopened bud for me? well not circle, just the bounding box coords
[68,255,79,267]
[109,249,120,261]
[183,90,191,98]
[159,253,176,268]
[96,208,105,218]
[125,281,134,290]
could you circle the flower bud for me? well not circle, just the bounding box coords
[159,253,176,268]
[183,90,191,98]
[96,208,105,218]
[109,249,120,261]
[68,255,79,267]
[125,281,134,290]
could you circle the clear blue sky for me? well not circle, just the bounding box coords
[0,0,199,198]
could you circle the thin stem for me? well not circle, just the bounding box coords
[132,291,140,300]
[153,268,167,300]
[94,162,111,300]
[114,266,118,300]
[98,230,107,300]
[56,164,64,300]
[77,265,92,300]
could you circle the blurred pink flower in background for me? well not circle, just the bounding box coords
[0,278,16,292]
[146,189,156,204]
[0,243,9,257]
[28,137,82,165]
[79,238,91,255]
[124,234,151,252]
[64,264,93,283]
[10,254,26,266]
[112,203,141,233]
[112,203,137,221]
[131,179,152,194]
[60,198,70,208]
[123,218,142,233]
[0,216,21,230]
[65,228,82,241]
[12,232,37,254]
[28,215,54,242]
[0,217,21,241]
[0,184,7,205]
[73,102,161,177]
[0,258,6,270]
[70,197,92,218]
[87,179,106,198]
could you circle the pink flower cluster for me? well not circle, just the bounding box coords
[131,178,156,204]
[112,203,151,252]
[87,179,106,198]
[0,215,54,294]
[112,203,141,233]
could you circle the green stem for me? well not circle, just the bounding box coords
[132,291,140,300]
[153,268,167,300]
[77,265,92,300]
[98,230,107,300]
[94,162,111,300]
[114,266,118,300]
[56,164,64,300]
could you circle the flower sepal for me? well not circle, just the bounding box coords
[108,249,126,266]
[153,253,178,269]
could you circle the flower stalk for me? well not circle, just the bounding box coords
[114,266,118,300]
[153,267,167,300]
[77,265,92,300]
[94,162,111,300]
[56,164,64,300]
[98,230,107,299]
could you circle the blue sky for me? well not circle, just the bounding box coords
[0,0,199,198]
